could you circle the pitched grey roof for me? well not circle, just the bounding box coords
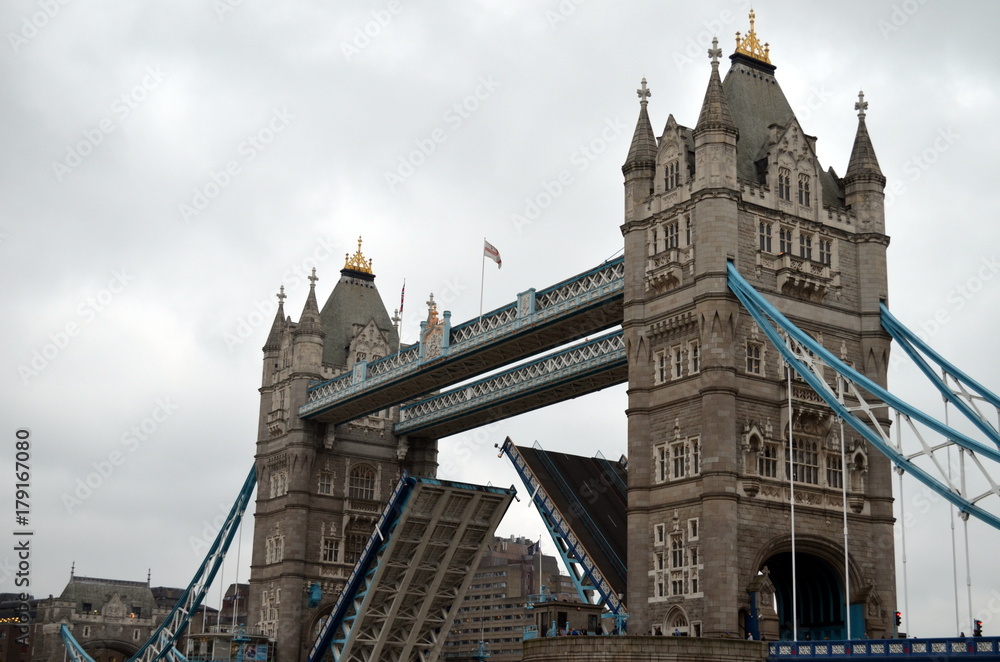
[59,576,156,614]
[721,52,845,207]
[845,116,884,181]
[319,269,399,368]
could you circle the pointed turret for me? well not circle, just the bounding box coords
[263,286,287,353]
[692,37,738,190]
[294,269,324,339]
[844,91,885,184]
[844,91,887,234]
[623,78,657,174]
[694,39,736,134]
[622,78,657,222]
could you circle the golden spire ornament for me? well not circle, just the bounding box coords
[734,9,771,64]
[344,236,374,274]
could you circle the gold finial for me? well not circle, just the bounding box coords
[343,235,374,274]
[734,9,772,64]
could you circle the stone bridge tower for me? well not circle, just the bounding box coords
[621,16,895,639]
[246,239,438,662]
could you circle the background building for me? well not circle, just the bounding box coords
[443,535,577,662]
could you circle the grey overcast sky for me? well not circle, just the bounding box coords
[2,0,999,640]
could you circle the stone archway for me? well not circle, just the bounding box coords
[764,551,845,641]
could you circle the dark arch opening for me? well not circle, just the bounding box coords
[766,551,845,641]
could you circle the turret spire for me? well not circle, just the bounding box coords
[622,77,658,174]
[695,37,736,134]
[845,90,884,183]
[263,285,287,352]
[295,268,325,337]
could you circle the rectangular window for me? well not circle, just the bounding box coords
[759,443,779,478]
[827,454,843,489]
[670,536,684,569]
[672,346,683,379]
[819,238,832,266]
[671,442,686,479]
[798,174,811,206]
[688,518,699,540]
[779,227,793,254]
[655,350,668,384]
[657,552,665,570]
[321,538,339,563]
[655,444,668,483]
[665,160,680,190]
[746,341,762,375]
[778,168,791,201]
[666,221,679,249]
[685,217,692,245]
[786,441,820,484]
[688,340,700,374]
[318,473,332,495]
[759,221,772,252]
[651,227,658,253]
[345,532,368,565]
[799,233,813,260]
[655,524,665,545]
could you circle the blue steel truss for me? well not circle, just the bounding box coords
[880,303,1000,447]
[61,466,258,662]
[499,438,626,619]
[300,257,624,422]
[727,263,1000,530]
[395,330,626,436]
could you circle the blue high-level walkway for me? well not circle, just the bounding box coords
[769,637,1000,662]
[300,257,624,424]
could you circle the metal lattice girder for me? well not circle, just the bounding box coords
[500,438,626,616]
[395,330,626,438]
[300,258,625,424]
[309,475,516,662]
[727,263,1000,530]
[128,466,257,662]
[60,469,254,662]
[880,303,1000,447]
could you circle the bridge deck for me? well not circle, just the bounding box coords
[769,637,1000,661]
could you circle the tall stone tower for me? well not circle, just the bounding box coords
[246,239,438,662]
[621,16,895,639]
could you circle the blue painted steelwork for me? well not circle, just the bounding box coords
[768,636,1000,661]
[307,473,415,662]
[300,257,624,420]
[881,303,1000,447]
[61,467,256,662]
[395,330,625,435]
[727,263,1000,530]
[499,439,626,620]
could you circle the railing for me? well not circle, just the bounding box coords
[769,637,1000,659]
[301,257,624,419]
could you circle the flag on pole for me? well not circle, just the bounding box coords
[483,239,502,268]
[399,279,406,314]
[526,540,538,557]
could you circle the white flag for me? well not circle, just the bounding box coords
[483,239,502,268]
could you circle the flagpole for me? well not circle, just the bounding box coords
[479,237,486,321]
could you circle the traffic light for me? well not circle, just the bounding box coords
[974,620,983,637]
[895,612,902,627]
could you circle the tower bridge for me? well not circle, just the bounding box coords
[54,11,1000,662]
